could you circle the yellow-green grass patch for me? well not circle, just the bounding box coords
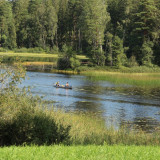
[0,52,88,59]
[21,62,56,66]
[82,71,160,88]
[0,52,58,58]
[1,145,160,160]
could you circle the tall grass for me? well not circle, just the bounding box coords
[81,65,160,73]
[21,62,57,71]
[83,71,160,88]
[52,110,160,146]
[0,92,160,146]
[1,92,160,146]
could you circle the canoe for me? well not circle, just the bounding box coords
[54,85,72,89]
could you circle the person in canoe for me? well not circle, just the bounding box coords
[65,82,69,87]
[56,81,60,86]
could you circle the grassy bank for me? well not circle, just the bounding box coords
[1,145,160,160]
[0,52,88,63]
[0,52,58,63]
[1,61,160,147]
[1,64,160,146]
[82,70,160,88]
[1,92,160,146]
[0,52,87,59]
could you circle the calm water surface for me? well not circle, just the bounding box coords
[22,71,160,131]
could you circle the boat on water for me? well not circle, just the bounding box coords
[54,85,72,89]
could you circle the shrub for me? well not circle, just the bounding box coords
[0,95,70,146]
[57,57,71,70]
[0,64,70,146]
[0,47,8,52]
[57,45,77,70]
[91,48,106,66]
[49,46,59,54]
[70,57,80,71]
[127,56,139,67]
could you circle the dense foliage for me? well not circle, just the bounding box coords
[0,0,160,67]
[0,64,70,146]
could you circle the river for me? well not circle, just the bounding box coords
[21,71,160,131]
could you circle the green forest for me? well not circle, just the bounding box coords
[0,0,160,67]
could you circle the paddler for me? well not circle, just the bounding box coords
[56,81,59,86]
[65,82,69,87]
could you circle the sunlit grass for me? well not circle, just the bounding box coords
[21,62,56,66]
[0,52,57,57]
[1,145,160,160]
[82,71,160,88]
[50,69,79,74]
[52,111,107,145]
[0,52,88,59]
[76,55,89,60]
[51,110,160,146]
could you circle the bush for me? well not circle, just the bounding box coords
[127,56,139,67]
[0,64,70,146]
[57,45,81,70]
[70,57,80,71]
[57,57,71,70]
[91,48,106,66]
[48,46,59,54]
[0,95,70,146]
[0,47,8,52]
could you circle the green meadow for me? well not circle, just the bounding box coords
[0,145,160,160]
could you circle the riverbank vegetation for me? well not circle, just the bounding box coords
[0,0,160,69]
[82,70,160,88]
[2,86,160,146]
[1,64,160,147]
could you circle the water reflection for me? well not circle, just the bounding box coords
[21,71,160,132]
[73,101,102,113]
[131,117,160,133]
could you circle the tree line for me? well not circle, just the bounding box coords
[0,0,160,67]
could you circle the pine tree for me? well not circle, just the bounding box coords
[0,0,16,48]
[27,0,58,49]
[80,0,109,50]
[112,36,127,67]
[39,0,58,49]
[66,0,82,51]
[129,0,160,64]
[79,0,110,65]
[105,32,113,66]
[12,0,29,47]
[57,0,69,48]
[27,0,41,48]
